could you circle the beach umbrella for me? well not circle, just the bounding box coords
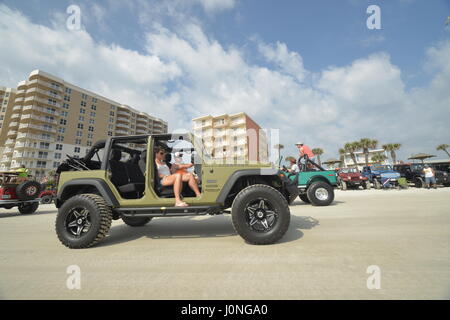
[407,153,436,164]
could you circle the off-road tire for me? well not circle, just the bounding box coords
[306,181,334,206]
[122,216,152,227]
[40,195,53,204]
[415,177,425,188]
[16,181,42,200]
[341,180,347,191]
[374,179,382,189]
[231,184,290,245]
[363,180,371,190]
[18,202,39,214]
[55,194,112,249]
[298,193,310,203]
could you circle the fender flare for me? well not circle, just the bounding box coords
[57,178,119,207]
[216,168,279,203]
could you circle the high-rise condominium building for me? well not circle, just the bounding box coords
[192,112,268,163]
[0,70,167,177]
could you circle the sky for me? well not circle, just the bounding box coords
[0,0,449,162]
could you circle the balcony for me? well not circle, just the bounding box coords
[20,114,57,125]
[24,97,61,108]
[230,118,246,127]
[8,122,19,128]
[28,78,63,92]
[116,116,130,123]
[116,122,129,129]
[7,130,18,137]
[22,104,58,116]
[5,139,15,146]
[117,110,131,117]
[10,113,21,120]
[12,105,22,111]
[0,157,12,164]
[17,133,53,141]
[115,129,128,135]
[3,147,14,154]
[18,123,57,133]
[135,128,148,134]
[26,87,62,100]
[14,97,24,103]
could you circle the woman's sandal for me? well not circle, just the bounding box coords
[175,201,189,207]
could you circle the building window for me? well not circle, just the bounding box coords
[87,140,92,147]
[65,88,72,94]
[37,161,47,168]
[110,105,116,110]
[53,162,60,168]
[64,95,70,101]
[60,119,67,125]
[74,147,80,153]
[81,101,86,107]
[79,115,84,121]
[77,123,84,129]
[90,111,96,117]
[55,153,61,159]
[87,133,93,139]
[81,93,88,100]
[62,103,69,109]
[80,108,86,114]
[57,135,64,142]
[76,130,82,137]
[56,144,63,150]
[107,131,112,136]
[88,126,94,132]
[60,111,68,117]
[109,111,114,116]
[91,105,97,110]
[58,127,65,133]
[92,97,97,103]
[75,139,81,145]
[89,119,95,124]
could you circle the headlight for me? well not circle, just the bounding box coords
[444,172,448,176]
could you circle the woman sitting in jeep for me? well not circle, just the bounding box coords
[154,146,201,207]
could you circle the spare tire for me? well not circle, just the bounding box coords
[16,181,42,200]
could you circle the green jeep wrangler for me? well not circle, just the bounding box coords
[55,134,300,248]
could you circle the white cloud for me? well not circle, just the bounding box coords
[0,4,449,162]
[257,41,308,81]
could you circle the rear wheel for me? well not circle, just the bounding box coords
[40,195,53,204]
[374,179,382,189]
[298,193,310,203]
[415,177,425,188]
[122,216,152,227]
[18,202,39,214]
[55,194,112,249]
[231,184,290,245]
[306,181,334,206]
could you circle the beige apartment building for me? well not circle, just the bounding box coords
[0,70,167,178]
[192,112,268,163]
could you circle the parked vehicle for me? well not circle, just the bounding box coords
[427,161,450,184]
[0,171,41,214]
[39,189,57,204]
[362,165,401,189]
[337,167,370,190]
[281,156,338,205]
[393,163,449,187]
[55,134,300,249]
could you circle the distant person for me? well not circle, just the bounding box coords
[295,142,315,170]
[423,164,437,189]
[287,157,300,174]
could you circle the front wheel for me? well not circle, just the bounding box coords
[40,195,53,204]
[231,184,290,245]
[298,193,310,203]
[122,216,152,227]
[55,194,112,249]
[415,177,425,188]
[306,181,334,206]
[18,202,39,214]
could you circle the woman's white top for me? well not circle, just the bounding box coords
[424,167,434,178]
[156,162,171,177]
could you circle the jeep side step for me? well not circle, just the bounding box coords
[117,205,223,217]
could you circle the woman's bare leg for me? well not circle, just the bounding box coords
[162,173,187,206]
[182,173,201,197]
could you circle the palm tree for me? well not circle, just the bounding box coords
[344,142,361,167]
[359,138,378,166]
[274,144,284,163]
[371,154,388,164]
[311,148,324,166]
[382,143,402,164]
[437,144,450,158]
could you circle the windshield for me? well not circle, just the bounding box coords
[372,165,392,171]
[340,168,358,173]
